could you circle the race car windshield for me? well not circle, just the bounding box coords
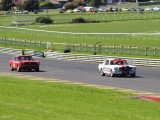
[18,56,33,60]
[110,60,128,65]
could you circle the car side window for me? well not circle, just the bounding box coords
[18,57,21,60]
[13,57,17,61]
[105,60,109,65]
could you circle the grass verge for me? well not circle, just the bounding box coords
[0,76,160,120]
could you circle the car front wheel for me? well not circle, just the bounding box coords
[100,69,105,76]
[131,73,136,77]
[110,70,115,77]
[10,65,14,71]
[17,66,21,72]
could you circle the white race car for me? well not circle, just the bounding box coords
[98,58,136,77]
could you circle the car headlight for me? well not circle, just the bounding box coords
[114,67,118,71]
[132,67,136,70]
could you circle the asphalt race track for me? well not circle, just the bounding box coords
[1,53,160,94]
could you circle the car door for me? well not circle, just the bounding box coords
[103,60,110,74]
[12,57,18,69]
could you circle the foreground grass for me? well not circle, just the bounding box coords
[0,76,160,120]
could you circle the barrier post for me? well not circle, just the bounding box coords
[34,41,36,48]
[128,46,131,55]
[154,47,156,56]
[98,45,101,53]
[136,46,139,55]
[39,41,41,48]
[113,45,115,54]
[72,44,74,51]
[106,45,108,53]
[4,36,7,46]
[92,44,94,53]
[19,39,21,46]
[120,46,123,54]
[24,40,26,47]
[14,39,16,46]
[79,44,81,52]
[145,47,148,56]
[85,44,87,52]
[29,40,31,48]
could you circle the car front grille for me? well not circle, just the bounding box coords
[119,66,132,71]
[23,62,37,65]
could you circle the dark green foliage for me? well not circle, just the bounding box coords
[87,0,101,7]
[35,17,53,24]
[23,0,39,11]
[72,17,100,23]
[39,1,54,7]
[72,17,86,23]
[64,2,78,10]
[1,0,14,10]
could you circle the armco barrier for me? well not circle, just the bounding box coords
[0,47,159,68]
[44,52,160,68]
[25,49,44,57]
[0,47,22,55]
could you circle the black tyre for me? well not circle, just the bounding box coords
[10,65,14,71]
[110,70,115,77]
[131,73,136,77]
[17,66,21,72]
[36,68,39,72]
[100,69,105,76]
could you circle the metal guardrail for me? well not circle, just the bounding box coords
[0,47,159,68]
[45,52,160,68]
[0,47,22,55]
[0,47,44,57]
[25,49,45,57]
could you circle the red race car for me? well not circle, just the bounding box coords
[8,55,40,72]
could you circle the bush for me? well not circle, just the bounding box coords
[72,17,100,23]
[39,2,54,7]
[72,17,86,23]
[35,17,53,24]
[64,2,78,10]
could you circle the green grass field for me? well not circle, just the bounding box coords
[0,9,160,58]
[0,76,160,120]
[0,5,160,119]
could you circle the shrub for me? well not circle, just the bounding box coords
[72,17,86,23]
[35,17,53,24]
[39,2,54,7]
[64,2,78,10]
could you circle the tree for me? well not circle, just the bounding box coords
[39,1,54,7]
[1,0,14,10]
[64,2,78,10]
[86,0,101,7]
[23,0,39,11]
[88,0,101,7]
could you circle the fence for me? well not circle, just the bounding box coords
[44,52,160,68]
[66,44,160,57]
[0,47,159,68]
[0,37,47,49]
[0,47,22,55]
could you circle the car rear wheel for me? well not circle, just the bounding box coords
[110,70,115,77]
[10,65,14,71]
[100,69,105,76]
